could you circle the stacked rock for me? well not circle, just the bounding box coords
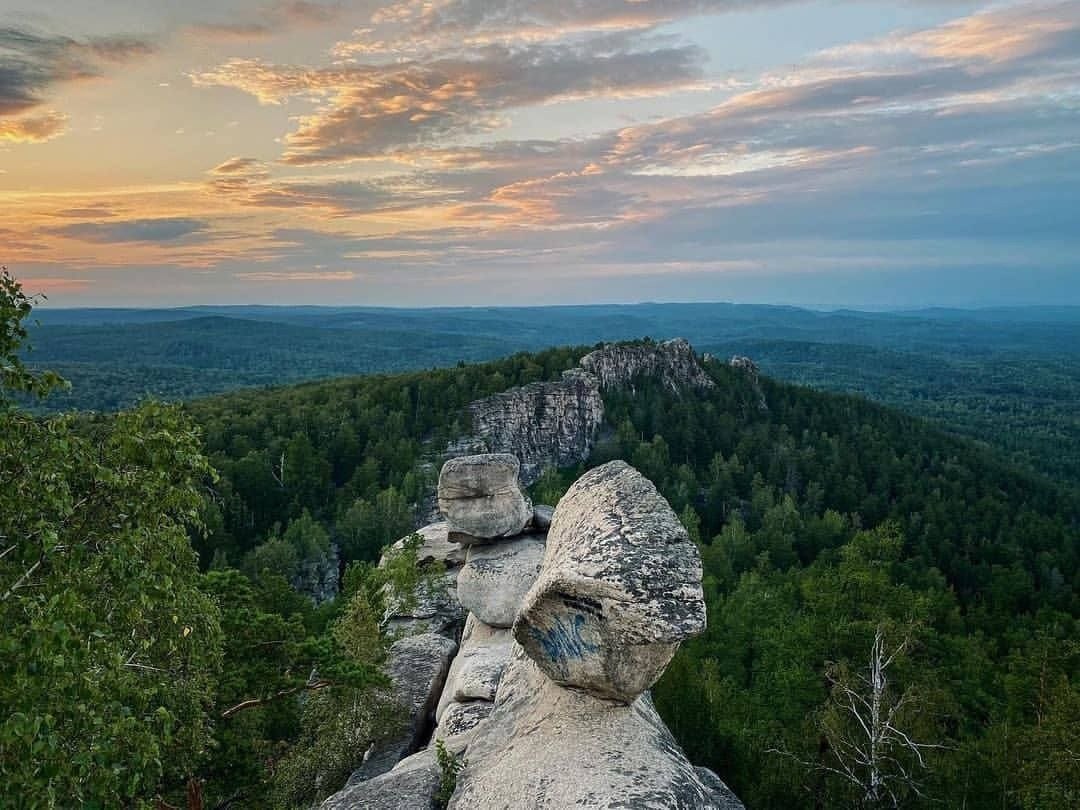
[435,454,547,752]
[321,456,743,810]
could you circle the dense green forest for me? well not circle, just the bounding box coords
[23,303,1080,487]
[6,276,1079,808]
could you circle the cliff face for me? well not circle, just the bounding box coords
[455,338,712,484]
[580,337,716,393]
[461,369,603,484]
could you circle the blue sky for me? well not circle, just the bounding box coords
[0,0,1077,307]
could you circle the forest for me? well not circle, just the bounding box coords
[3,273,1078,808]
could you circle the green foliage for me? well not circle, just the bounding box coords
[435,739,465,809]
[605,364,1080,808]
[0,276,223,807]
[0,269,65,403]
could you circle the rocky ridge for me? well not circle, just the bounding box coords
[321,453,743,810]
[453,339,713,484]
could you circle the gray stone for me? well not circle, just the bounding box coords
[383,570,465,639]
[580,338,715,393]
[435,700,495,755]
[457,534,546,628]
[390,521,467,569]
[438,454,532,540]
[514,461,706,703]
[448,646,729,810]
[462,370,604,485]
[346,633,457,784]
[321,749,440,810]
[695,767,746,809]
[531,504,554,530]
[436,616,513,722]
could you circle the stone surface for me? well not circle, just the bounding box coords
[436,615,513,721]
[580,338,715,393]
[460,369,604,485]
[514,460,706,703]
[390,521,467,569]
[438,454,532,540]
[382,570,466,639]
[346,633,456,784]
[448,646,730,810]
[322,749,440,810]
[457,534,546,628]
[291,542,340,604]
[695,767,746,809]
[531,504,554,530]
[729,355,767,411]
[435,699,495,755]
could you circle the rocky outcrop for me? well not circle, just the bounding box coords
[322,749,440,810]
[580,338,716,393]
[514,461,705,702]
[292,542,340,604]
[729,355,767,411]
[321,454,742,810]
[454,339,712,484]
[449,648,737,810]
[438,454,532,540]
[461,369,604,484]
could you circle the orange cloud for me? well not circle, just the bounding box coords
[0,112,66,143]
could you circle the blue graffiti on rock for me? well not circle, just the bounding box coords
[530,613,598,662]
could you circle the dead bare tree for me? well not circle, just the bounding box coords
[772,624,944,807]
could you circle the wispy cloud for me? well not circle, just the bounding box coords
[236,270,356,281]
[191,33,707,164]
[188,1,344,40]
[51,217,210,244]
[0,25,155,143]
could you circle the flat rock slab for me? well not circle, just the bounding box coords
[438,454,532,540]
[436,699,495,755]
[436,616,513,722]
[457,534,546,628]
[322,749,440,810]
[448,646,732,810]
[514,460,706,703]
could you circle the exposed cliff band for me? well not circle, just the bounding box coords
[453,339,714,484]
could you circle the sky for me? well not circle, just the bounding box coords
[0,0,1077,308]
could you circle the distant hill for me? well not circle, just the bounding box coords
[22,302,1080,486]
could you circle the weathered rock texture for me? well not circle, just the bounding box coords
[457,339,711,484]
[347,633,457,784]
[463,369,604,484]
[320,449,741,810]
[322,749,440,810]
[457,534,545,628]
[515,461,706,702]
[580,338,716,393]
[729,355,768,411]
[448,648,738,810]
[438,454,532,540]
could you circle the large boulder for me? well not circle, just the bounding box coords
[322,749,441,810]
[513,460,706,703]
[436,615,513,721]
[347,633,457,784]
[390,522,467,570]
[448,646,738,810]
[438,454,532,541]
[457,534,546,628]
